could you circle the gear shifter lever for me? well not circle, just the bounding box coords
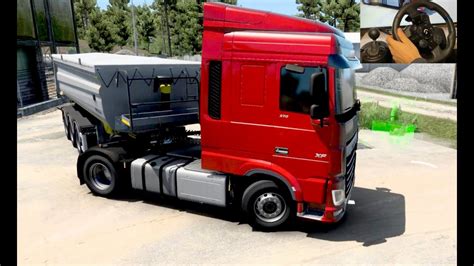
[361,28,393,63]
[368,28,380,43]
[367,29,381,56]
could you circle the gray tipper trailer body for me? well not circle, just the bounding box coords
[52,53,201,133]
[53,53,228,207]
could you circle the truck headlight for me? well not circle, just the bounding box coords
[332,189,345,207]
[331,176,346,207]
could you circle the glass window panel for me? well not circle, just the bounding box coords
[33,0,49,41]
[17,0,36,38]
[48,0,76,42]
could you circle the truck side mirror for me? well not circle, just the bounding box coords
[310,72,329,122]
[310,104,323,119]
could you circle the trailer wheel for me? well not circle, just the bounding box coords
[74,122,87,154]
[82,154,123,197]
[62,111,71,140]
[242,180,293,231]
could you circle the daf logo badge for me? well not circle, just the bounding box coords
[315,153,327,159]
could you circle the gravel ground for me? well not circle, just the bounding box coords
[384,77,440,93]
[358,64,456,95]
[400,64,456,93]
[360,67,401,87]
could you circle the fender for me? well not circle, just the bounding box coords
[242,166,303,201]
[202,150,303,201]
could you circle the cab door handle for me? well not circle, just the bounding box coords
[275,147,288,155]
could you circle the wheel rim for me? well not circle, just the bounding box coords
[254,192,287,223]
[88,162,112,191]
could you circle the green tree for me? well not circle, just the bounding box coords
[148,2,164,54]
[152,0,237,56]
[152,0,177,56]
[296,0,325,21]
[86,8,117,52]
[105,0,131,48]
[320,0,359,32]
[173,0,240,56]
[74,0,97,39]
[296,0,360,32]
[137,5,157,51]
[169,0,203,56]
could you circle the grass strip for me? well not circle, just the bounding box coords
[359,102,457,147]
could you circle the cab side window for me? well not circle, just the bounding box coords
[280,67,319,114]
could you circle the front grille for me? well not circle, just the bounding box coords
[345,134,357,197]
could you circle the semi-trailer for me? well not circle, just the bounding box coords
[53,2,361,230]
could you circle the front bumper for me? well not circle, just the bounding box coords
[296,188,353,223]
[297,126,358,223]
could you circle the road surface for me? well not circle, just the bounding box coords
[18,109,456,264]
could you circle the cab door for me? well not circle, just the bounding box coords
[270,64,332,204]
[226,60,276,161]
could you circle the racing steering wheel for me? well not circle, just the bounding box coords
[392,0,456,63]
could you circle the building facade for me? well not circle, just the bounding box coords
[17,0,79,113]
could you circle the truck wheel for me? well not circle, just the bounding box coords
[242,180,293,231]
[74,122,86,154]
[82,155,123,197]
[62,111,71,140]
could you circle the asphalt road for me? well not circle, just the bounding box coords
[18,109,456,265]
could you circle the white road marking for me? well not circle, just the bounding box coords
[410,160,438,168]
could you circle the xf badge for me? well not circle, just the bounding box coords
[315,153,327,159]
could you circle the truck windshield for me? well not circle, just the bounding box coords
[335,68,356,114]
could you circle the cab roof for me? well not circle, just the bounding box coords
[203,2,344,38]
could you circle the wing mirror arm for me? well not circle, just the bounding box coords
[310,104,325,128]
[355,99,361,112]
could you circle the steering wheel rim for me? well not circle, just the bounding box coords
[392,1,456,63]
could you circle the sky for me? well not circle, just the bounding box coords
[96,0,299,16]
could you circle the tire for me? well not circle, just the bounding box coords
[82,154,124,197]
[62,111,71,140]
[241,180,294,231]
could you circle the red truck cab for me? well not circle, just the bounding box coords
[59,2,361,231]
[200,3,361,223]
